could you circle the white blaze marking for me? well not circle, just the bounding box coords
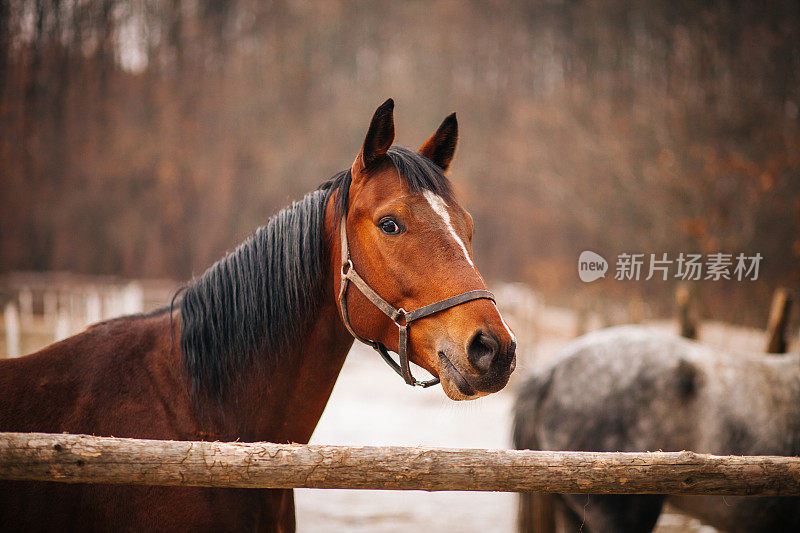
[496,305,517,344]
[423,191,516,344]
[423,191,474,267]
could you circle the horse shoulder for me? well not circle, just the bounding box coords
[0,311,194,440]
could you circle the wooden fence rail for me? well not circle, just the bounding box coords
[1,433,799,495]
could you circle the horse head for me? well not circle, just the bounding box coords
[335,99,516,400]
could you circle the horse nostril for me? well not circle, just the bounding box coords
[467,331,499,373]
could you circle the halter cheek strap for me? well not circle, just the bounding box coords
[337,214,495,387]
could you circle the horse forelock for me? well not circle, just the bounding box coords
[323,145,455,222]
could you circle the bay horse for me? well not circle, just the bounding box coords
[0,99,516,531]
[514,325,800,533]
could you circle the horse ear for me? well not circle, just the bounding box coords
[418,112,458,172]
[354,98,395,173]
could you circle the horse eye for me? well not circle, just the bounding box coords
[378,218,402,235]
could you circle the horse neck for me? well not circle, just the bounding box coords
[209,195,354,444]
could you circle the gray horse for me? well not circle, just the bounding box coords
[513,325,800,533]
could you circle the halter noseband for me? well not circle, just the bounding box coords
[337,213,495,387]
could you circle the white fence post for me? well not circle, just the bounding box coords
[85,289,102,325]
[4,303,21,358]
[43,292,58,324]
[122,282,144,315]
[18,288,33,327]
[53,309,71,342]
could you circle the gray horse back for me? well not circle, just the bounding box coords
[514,325,800,532]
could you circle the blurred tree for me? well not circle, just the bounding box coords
[0,0,797,325]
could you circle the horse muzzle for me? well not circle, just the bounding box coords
[437,333,516,400]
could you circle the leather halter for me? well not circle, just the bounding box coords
[337,213,495,387]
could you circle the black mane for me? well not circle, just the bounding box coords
[180,146,453,398]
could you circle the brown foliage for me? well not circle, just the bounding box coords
[1,0,798,325]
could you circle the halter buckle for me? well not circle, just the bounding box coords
[392,308,407,326]
[341,259,353,277]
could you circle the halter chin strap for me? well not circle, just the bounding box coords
[337,214,495,387]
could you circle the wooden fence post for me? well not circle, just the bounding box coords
[676,283,698,340]
[3,433,800,495]
[518,493,556,533]
[765,288,792,354]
